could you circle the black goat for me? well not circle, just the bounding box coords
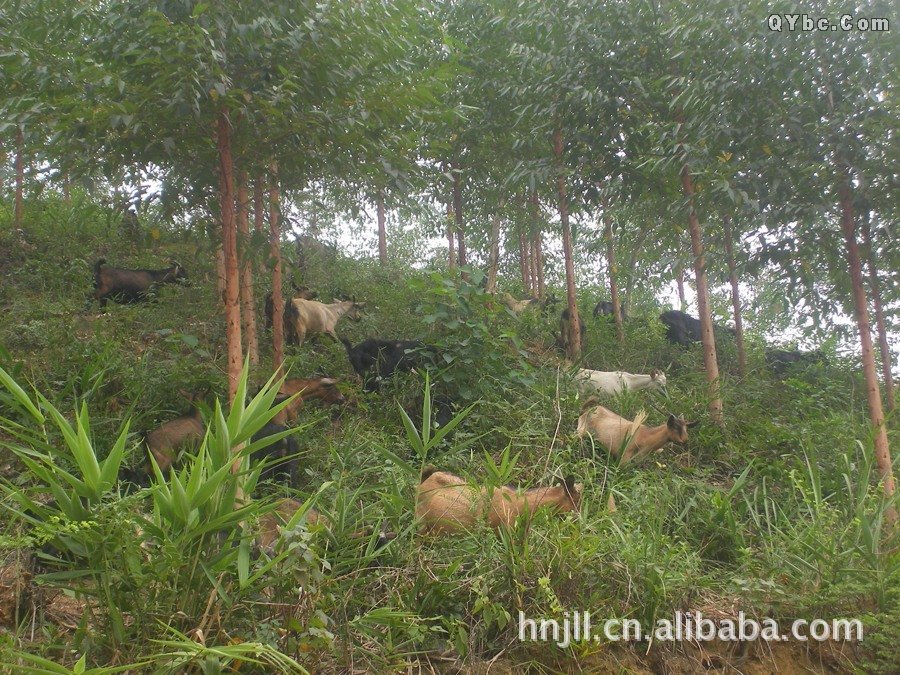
[556,308,586,353]
[340,337,436,392]
[92,259,187,308]
[593,300,628,320]
[766,348,827,375]
[659,310,735,346]
[252,423,301,485]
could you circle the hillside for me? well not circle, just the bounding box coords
[0,199,897,672]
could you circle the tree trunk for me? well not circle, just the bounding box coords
[838,176,896,528]
[14,126,24,229]
[601,198,624,342]
[452,169,468,277]
[376,191,387,265]
[268,164,285,375]
[554,128,581,359]
[722,214,747,376]
[681,164,723,424]
[446,203,456,272]
[861,211,896,413]
[518,230,532,294]
[528,234,539,298]
[534,231,545,300]
[253,177,265,232]
[63,172,71,203]
[236,169,259,367]
[486,198,503,294]
[675,267,686,310]
[215,246,226,308]
[624,226,650,310]
[216,112,243,403]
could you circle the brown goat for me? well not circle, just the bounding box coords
[274,377,346,423]
[576,402,697,463]
[416,468,581,535]
[144,395,205,472]
[92,259,187,307]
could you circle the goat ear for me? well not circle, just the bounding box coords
[667,414,677,428]
[562,476,578,493]
[687,420,700,428]
[319,377,337,385]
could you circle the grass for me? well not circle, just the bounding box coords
[0,194,897,672]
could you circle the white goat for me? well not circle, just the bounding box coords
[574,368,666,396]
[289,298,365,345]
[576,403,696,463]
[501,292,539,315]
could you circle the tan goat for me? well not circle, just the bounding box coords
[416,468,581,535]
[576,402,697,463]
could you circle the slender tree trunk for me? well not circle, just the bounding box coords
[624,226,650,310]
[534,231,545,300]
[723,214,747,376]
[518,230,532,293]
[838,176,896,528]
[602,197,624,342]
[253,177,265,233]
[62,172,71,203]
[215,246,226,308]
[486,198,503,294]
[14,127,24,229]
[861,211,896,413]
[132,164,143,213]
[446,203,456,272]
[681,164,723,424]
[268,164,285,376]
[528,235,539,298]
[554,128,581,359]
[376,191,387,265]
[452,169,468,277]
[675,267,686,310]
[216,112,243,403]
[236,169,259,367]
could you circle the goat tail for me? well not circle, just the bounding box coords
[420,465,439,482]
[338,335,353,352]
[92,259,107,287]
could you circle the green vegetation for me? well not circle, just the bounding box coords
[0,203,896,672]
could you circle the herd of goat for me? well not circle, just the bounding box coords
[90,258,826,540]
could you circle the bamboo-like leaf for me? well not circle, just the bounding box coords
[0,366,45,424]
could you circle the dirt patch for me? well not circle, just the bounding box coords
[0,552,32,627]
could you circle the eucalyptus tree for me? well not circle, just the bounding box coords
[753,2,896,526]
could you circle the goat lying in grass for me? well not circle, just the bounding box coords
[415,468,581,535]
[92,259,187,307]
[144,393,205,472]
[576,401,697,463]
[574,368,667,396]
[273,376,345,424]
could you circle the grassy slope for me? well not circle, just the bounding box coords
[0,197,897,671]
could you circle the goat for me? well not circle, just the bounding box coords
[593,300,628,320]
[257,497,394,552]
[92,259,187,307]
[766,348,827,375]
[144,395,205,473]
[251,422,300,485]
[340,337,436,392]
[556,308,586,353]
[659,310,735,346]
[501,292,540,315]
[576,402,697,463]
[416,468,581,535]
[574,368,667,396]
[274,377,345,424]
[289,298,365,345]
[265,285,317,344]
